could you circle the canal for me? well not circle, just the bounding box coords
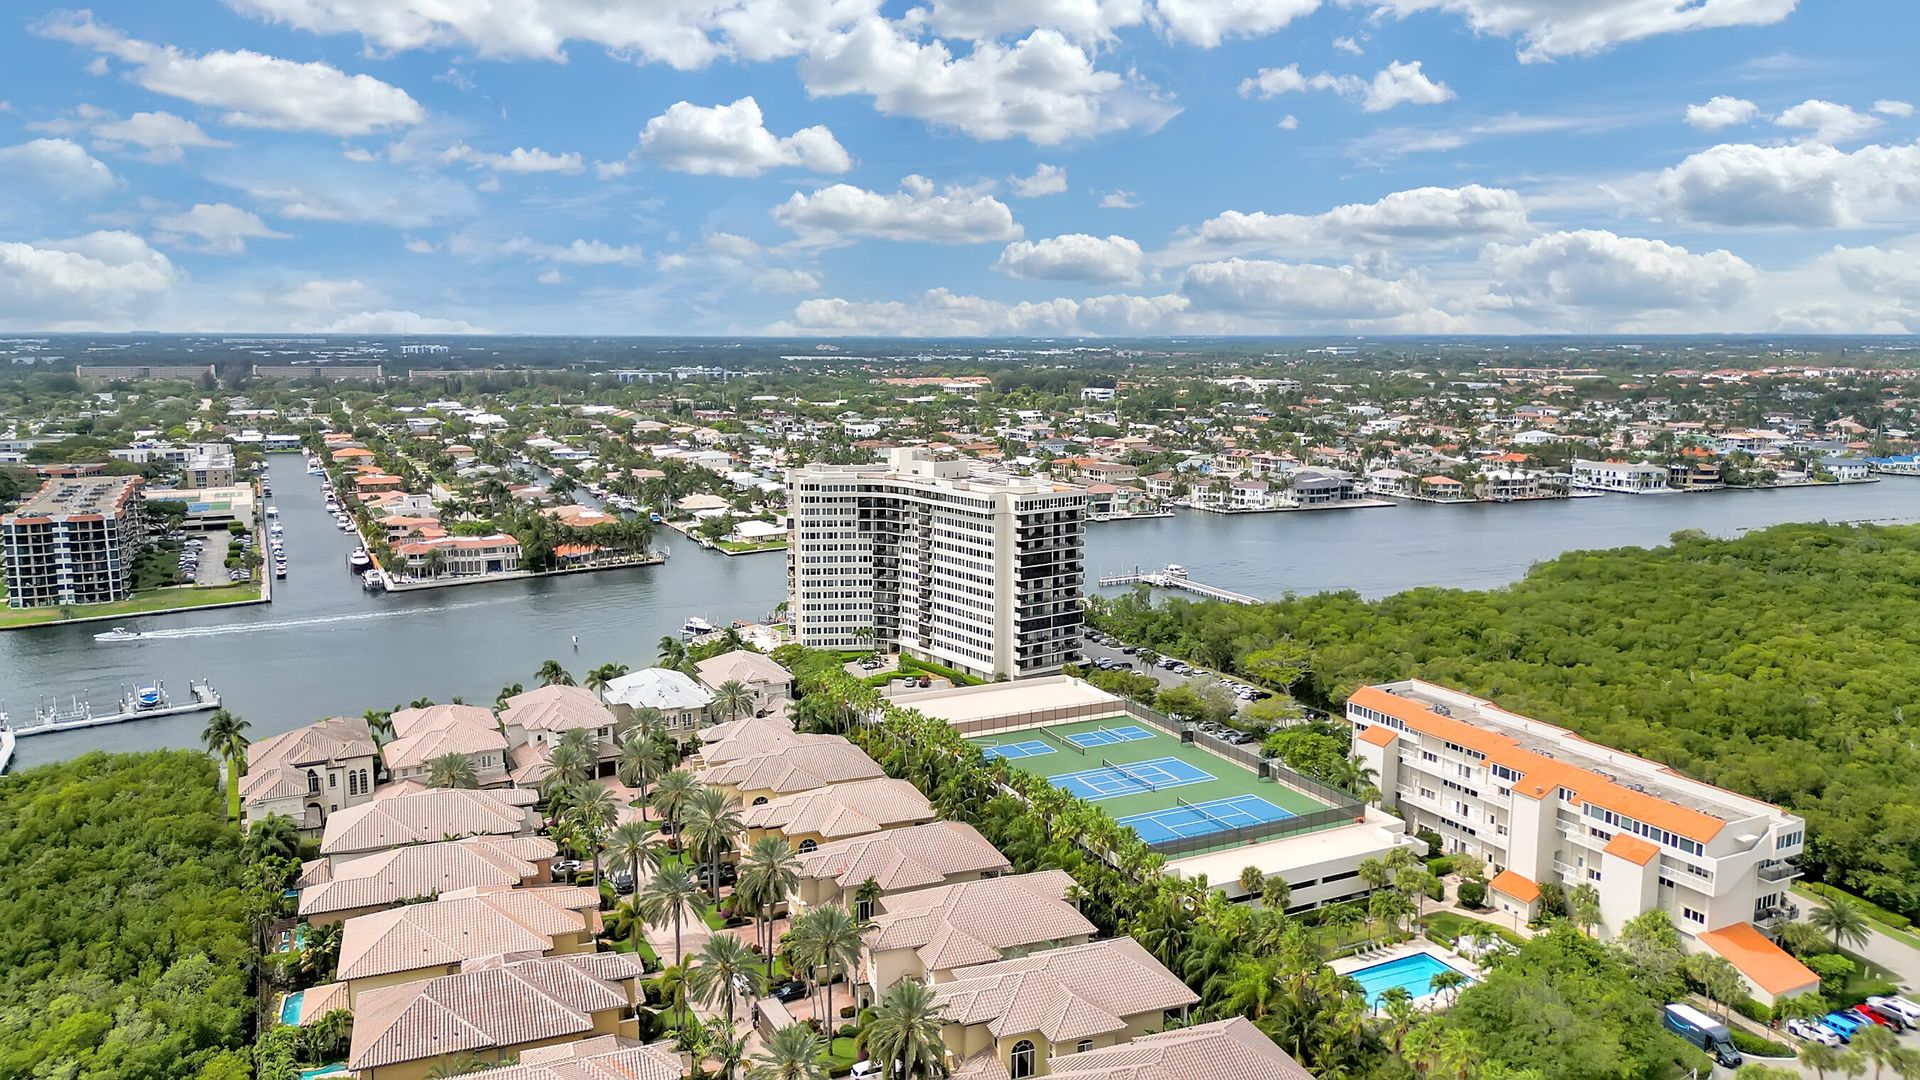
[8,465,1920,768]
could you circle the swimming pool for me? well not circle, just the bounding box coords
[279,991,303,1026]
[1347,951,1474,1008]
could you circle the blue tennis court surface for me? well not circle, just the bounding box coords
[1117,795,1295,844]
[1066,725,1155,749]
[982,739,1054,761]
[1049,756,1214,800]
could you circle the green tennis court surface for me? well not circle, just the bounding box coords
[971,715,1331,845]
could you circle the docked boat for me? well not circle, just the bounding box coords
[265,505,279,518]
[681,616,716,636]
[348,549,371,570]
[133,686,163,710]
[93,627,145,642]
[361,569,384,591]
[269,523,284,536]
[275,563,288,579]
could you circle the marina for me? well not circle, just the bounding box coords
[1096,564,1260,605]
[0,678,221,770]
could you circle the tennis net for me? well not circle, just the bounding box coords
[1177,796,1236,832]
[1042,728,1085,755]
[1102,756,1160,792]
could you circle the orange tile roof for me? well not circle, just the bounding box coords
[1698,923,1819,997]
[1489,870,1540,904]
[1348,686,1728,842]
[1603,833,1660,866]
[1355,725,1398,747]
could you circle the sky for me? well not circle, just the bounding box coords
[0,0,1916,337]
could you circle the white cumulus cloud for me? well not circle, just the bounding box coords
[152,203,290,254]
[0,231,178,328]
[1875,100,1915,118]
[1485,229,1756,313]
[1012,163,1068,197]
[38,11,424,136]
[1179,185,1531,255]
[1239,60,1452,112]
[1359,0,1799,63]
[0,138,117,198]
[1657,140,1920,228]
[1179,257,1432,320]
[908,0,1149,42]
[1684,96,1758,132]
[639,97,850,177]
[995,233,1143,283]
[1774,99,1881,144]
[774,176,1022,245]
[1155,0,1323,47]
[91,110,231,162]
[440,143,585,174]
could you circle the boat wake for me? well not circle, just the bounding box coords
[131,597,518,640]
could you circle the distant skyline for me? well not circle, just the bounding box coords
[1,1,1916,336]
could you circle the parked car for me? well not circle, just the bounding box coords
[1824,1011,1865,1038]
[769,979,807,1003]
[1786,1019,1843,1046]
[1867,996,1920,1025]
[551,858,581,881]
[1853,1003,1905,1030]
[609,871,635,895]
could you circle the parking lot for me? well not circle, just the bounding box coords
[182,531,244,586]
[1079,636,1272,735]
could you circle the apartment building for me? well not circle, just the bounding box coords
[787,448,1085,679]
[1571,459,1670,493]
[1,475,145,608]
[1348,680,1817,1002]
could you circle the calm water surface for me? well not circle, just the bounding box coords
[8,465,1920,768]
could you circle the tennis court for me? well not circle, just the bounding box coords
[1048,756,1214,800]
[966,714,1334,850]
[1118,795,1296,845]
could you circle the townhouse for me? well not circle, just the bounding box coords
[792,820,1012,916]
[318,787,541,868]
[379,704,511,787]
[1348,680,1817,1002]
[862,870,1095,992]
[296,835,557,925]
[740,777,937,852]
[333,886,601,1008]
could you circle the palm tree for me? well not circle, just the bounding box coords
[652,769,699,841]
[493,683,523,711]
[617,733,671,816]
[1800,1042,1844,1080]
[363,707,394,742]
[536,659,575,687]
[683,786,746,899]
[420,546,450,579]
[201,708,250,820]
[425,1054,496,1078]
[736,836,802,980]
[605,819,662,887]
[426,752,479,789]
[246,812,300,862]
[1429,968,1468,1009]
[639,867,707,966]
[1219,955,1284,1021]
[687,933,762,1032]
[747,1024,827,1080]
[1851,1024,1898,1079]
[586,662,631,696]
[865,979,950,1080]
[793,904,866,1028]
[568,783,620,886]
[658,636,690,671]
[1811,895,1873,953]
[712,679,756,723]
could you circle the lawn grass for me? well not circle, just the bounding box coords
[715,538,786,554]
[1421,910,1527,949]
[0,582,263,629]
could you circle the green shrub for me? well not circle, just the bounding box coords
[1426,854,1457,877]
[1731,996,1772,1024]
[1728,1029,1794,1058]
[1456,880,1488,909]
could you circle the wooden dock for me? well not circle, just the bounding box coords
[1096,566,1261,605]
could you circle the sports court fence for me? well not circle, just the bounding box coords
[952,697,1368,858]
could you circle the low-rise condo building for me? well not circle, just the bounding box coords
[1348,679,1817,1002]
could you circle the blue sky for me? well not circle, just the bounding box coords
[1,0,1915,335]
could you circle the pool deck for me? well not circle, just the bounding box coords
[1330,942,1482,1012]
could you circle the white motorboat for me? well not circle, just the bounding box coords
[348,549,371,570]
[275,563,288,579]
[265,505,279,518]
[93,627,144,642]
[361,569,384,591]
[681,616,716,636]
[269,523,284,535]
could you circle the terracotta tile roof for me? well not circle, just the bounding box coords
[866,870,1091,972]
[338,886,599,981]
[1355,725,1398,748]
[469,1035,684,1080]
[693,649,791,690]
[698,739,885,796]
[699,716,809,764]
[742,778,936,842]
[796,821,1010,893]
[1489,870,1540,904]
[933,937,1197,1043]
[501,684,617,735]
[297,835,555,918]
[1349,685,1729,842]
[294,980,349,1024]
[1602,833,1660,866]
[1698,923,1820,997]
[383,718,510,771]
[348,953,643,1071]
[240,717,376,804]
[1046,1017,1313,1080]
[320,788,535,856]
[390,704,499,740]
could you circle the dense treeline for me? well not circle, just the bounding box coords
[0,751,252,1079]
[1090,522,1920,918]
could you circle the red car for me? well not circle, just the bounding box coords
[1851,1004,1901,1030]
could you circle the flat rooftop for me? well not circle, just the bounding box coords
[1372,680,1779,827]
[905,676,1122,726]
[7,475,140,520]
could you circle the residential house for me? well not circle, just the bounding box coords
[346,952,646,1080]
[694,715,811,768]
[956,1018,1313,1080]
[1571,459,1669,493]
[740,777,937,853]
[1819,456,1871,482]
[381,704,511,787]
[863,870,1094,993]
[932,937,1199,1079]
[240,716,378,831]
[692,649,793,716]
[336,885,601,1008]
[319,787,540,867]
[296,835,558,926]
[393,534,523,578]
[792,820,1012,916]
[499,684,620,779]
[1288,468,1360,506]
[697,736,885,806]
[603,667,713,732]
[453,1037,683,1080]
